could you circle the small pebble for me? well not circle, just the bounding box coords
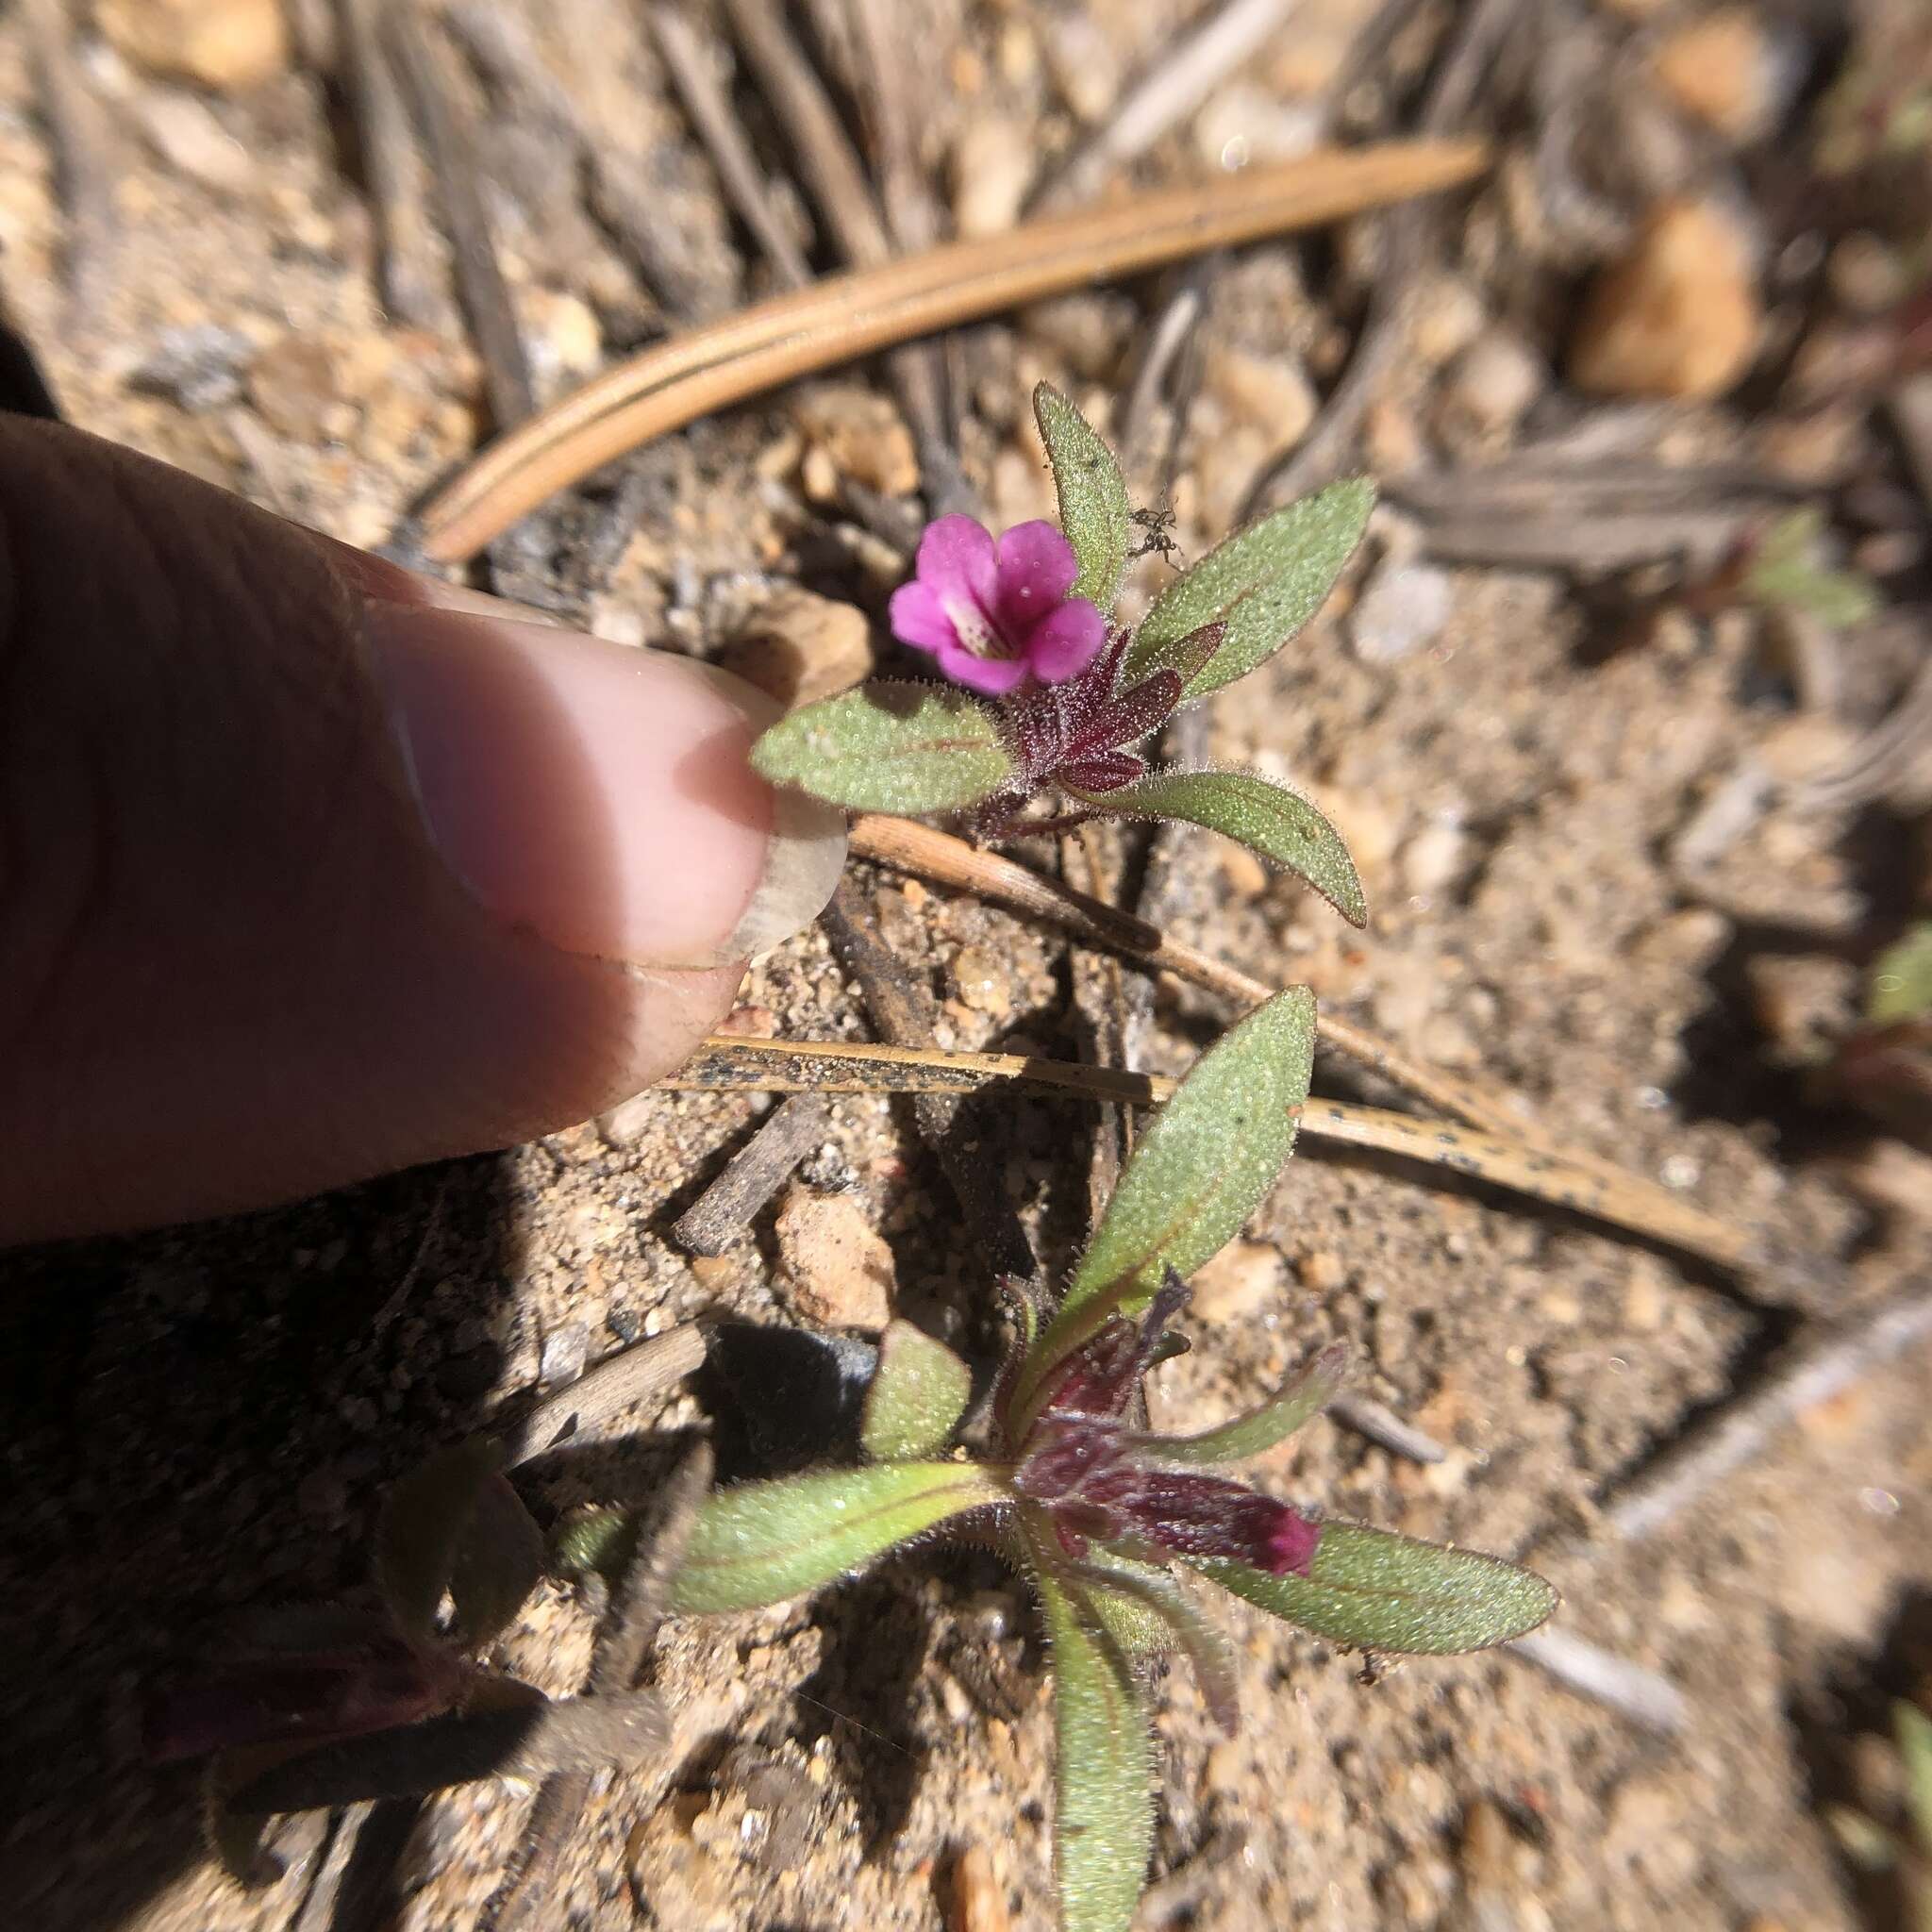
[1191,1241,1283,1323]
[719,588,874,711]
[1439,331,1547,441]
[247,334,350,442]
[949,944,1013,1019]
[135,91,255,192]
[130,323,253,412]
[774,1186,895,1331]
[1204,344,1317,450]
[1651,8,1788,143]
[791,384,920,497]
[1349,560,1454,665]
[948,1844,1009,1932]
[97,0,290,92]
[540,1321,590,1389]
[952,118,1034,239]
[1570,199,1760,400]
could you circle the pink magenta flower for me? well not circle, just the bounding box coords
[889,514,1106,695]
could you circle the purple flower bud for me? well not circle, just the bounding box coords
[1085,1468,1322,1576]
[889,515,1106,693]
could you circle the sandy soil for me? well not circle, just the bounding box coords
[2,3,1929,1929]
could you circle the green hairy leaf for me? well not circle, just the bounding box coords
[750,681,1013,813]
[552,1506,639,1586]
[860,1320,974,1460]
[1041,1574,1153,1932]
[1083,769,1367,926]
[1128,477,1374,699]
[1136,1342,1349,1468]
[1044,989,1317,1351]
[375,1438,500,1642]
[667,1462,1005,1614]
[1035,382,1132,610]
[1869,923,1932,1026]
[1194,1523,1557,1655]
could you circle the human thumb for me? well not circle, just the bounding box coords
[0,420,845,1242]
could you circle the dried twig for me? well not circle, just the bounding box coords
[508,1324,707,1465]
[663,1036,1756,1271]
[646,5,813,289]
[22,0,118,308]
[671,1092,830,1256]
[842,0,968,512]
[481,1443,713,1932]
[722,0,891,265]
[338,0,445,328]
[1505,1627,1690,1736]
[436,0,719,320]
[1599,1283,1932,1547]
[1242,0,1522,515]
[1118,258,1220,478]
[721,0,963,512]
[1794,649,1932,813]
[1033,0,1305,213]
[821,881,1038,1280]
[415,140,1486,560]
[1325,1392,1446,1463]
[388,5,534,431]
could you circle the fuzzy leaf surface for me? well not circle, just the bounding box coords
[1041,1574,1153,1932]
[1194,1524,1557,1654]
[667,1462,1004,1614]
[861,1321,974,1460]
[1136,1343,1349,1467]
[750,682,1011,812]
[1035,382,1132,609]
[1084,769,1366,925]
[1128,478,1374,697]
[1043,990,1317,1354]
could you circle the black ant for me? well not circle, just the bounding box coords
[1130,504,1184,566]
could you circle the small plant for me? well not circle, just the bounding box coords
[751,382,1376,928]
[661,991,1557,1932]
[146,1439,668,1886]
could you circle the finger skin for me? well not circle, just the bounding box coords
[0,421,786,1241]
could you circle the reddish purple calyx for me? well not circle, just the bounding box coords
[1012,1276,1322,1577]
[889,515,1106,695]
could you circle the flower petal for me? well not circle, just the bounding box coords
[993,519,1081,634]
[916,514,999,608]
[1024,597,1107,683]
[938,636,1028,695]
[889,580,957,657]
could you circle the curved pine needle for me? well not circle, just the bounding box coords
[664,1037,1753,1270]
[415,141,1486,560]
